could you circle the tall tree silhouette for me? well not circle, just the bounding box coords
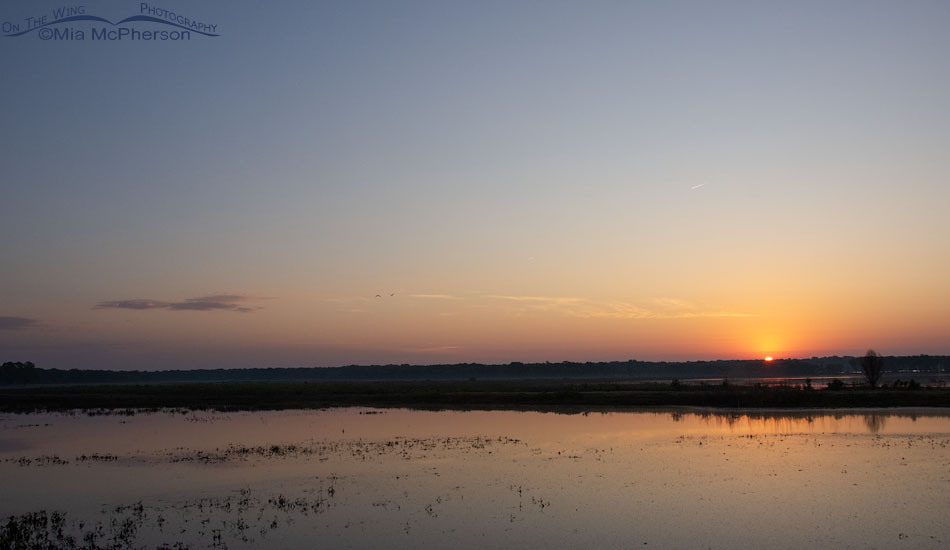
[860,349,884,388]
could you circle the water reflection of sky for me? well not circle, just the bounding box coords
[1,409,949,549]
[1,408,947,458]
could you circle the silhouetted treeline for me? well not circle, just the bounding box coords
[2,355,947,386]
[0,361,38,384]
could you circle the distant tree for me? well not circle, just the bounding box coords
[860,349,884,388]
[0,361,37,384]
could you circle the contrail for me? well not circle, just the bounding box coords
[690,183,706,190]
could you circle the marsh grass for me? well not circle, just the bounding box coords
[0,380,948,414]
[0,508,164,550]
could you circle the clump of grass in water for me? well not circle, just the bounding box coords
[0,508,188,550]
[0,510,75,550]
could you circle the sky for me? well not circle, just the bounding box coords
[1,0,948,370]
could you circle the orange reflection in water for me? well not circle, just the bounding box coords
[2,408,949,549]
[1,408,946,459]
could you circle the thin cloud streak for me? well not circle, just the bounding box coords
[488,295,755,320]
[572,304,757,320]
[651,297,693,308]
[0,316,39,330]
[96,295,261,313]
[486,295,585,304]
[95,299,168,310]
[320,293,755,321]
[402,345,460,353]
[691,183,706,190]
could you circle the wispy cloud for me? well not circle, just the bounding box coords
[650,297,693,309]
[485,295,587,315]
[486,295,584,304]
[319,293,755,321]
[0,316,39,330]
[572,303,756,320]
[95,299,167,310]
[96,294,261,313]
[690,183,706,190]
[486,295,754,320]
[402,345,460,353]
[168,295,255,312]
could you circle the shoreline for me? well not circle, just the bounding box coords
[1,379,949,413]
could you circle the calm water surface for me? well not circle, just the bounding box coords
[2,408,948,549]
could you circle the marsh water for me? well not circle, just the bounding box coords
[2,408,949,549]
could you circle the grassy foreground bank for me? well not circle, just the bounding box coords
[2,380,949,413]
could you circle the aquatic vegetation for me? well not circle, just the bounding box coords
[0,508,162,550]
[2,409,948,549]
[6,436,526,468]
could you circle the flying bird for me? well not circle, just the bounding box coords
[375,294,382,298]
